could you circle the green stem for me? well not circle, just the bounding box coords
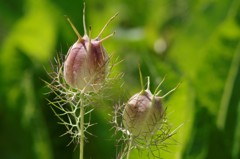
[126,137,133,159]
[80,105,85,159]
[217,43,240,129]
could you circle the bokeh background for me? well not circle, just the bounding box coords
[0,0,239,158]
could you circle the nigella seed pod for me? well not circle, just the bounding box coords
[64,3,118,91]
[123,75,178,137]
[123,89,164,137]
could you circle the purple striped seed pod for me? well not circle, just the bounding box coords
[64,35,108,91]
[64,3,118,91]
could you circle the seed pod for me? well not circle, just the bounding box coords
[64,3,118,91]
[123,74,178,137]
[123,89,164,137]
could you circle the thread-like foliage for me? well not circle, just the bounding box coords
[44,53,122,145]
[111,77,182,159]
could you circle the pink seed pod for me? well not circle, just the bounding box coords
[64,3,118,91]
[123,89,164,137]
[123,76,178,137]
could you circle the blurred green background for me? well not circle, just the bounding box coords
[0,0,240,158]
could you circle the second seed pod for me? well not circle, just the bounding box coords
[123,88,164,137]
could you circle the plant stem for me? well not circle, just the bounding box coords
[80,105,85,159]
[126,137,133,159]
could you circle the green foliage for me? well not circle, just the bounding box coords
[0,0,239,159]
